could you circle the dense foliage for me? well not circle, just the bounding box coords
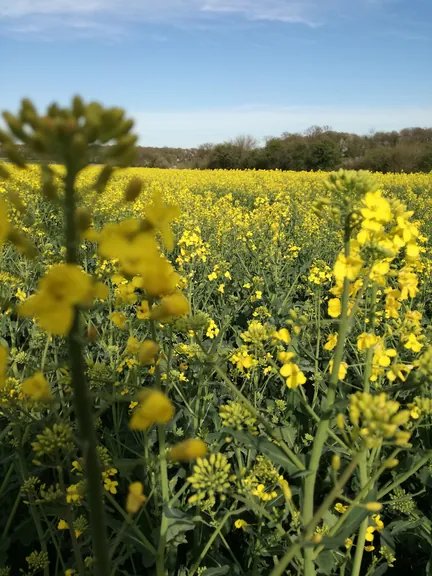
[1,99,432,576]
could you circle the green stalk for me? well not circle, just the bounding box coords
[149,317,170,576]
[64,167,110,576]
[352,282,377,576]
[302,228,352,575]
[271,454,361,576]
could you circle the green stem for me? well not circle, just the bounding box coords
[377,450,432,499]
[64,166,110,576]
[156,424,170,576]
[303,234,352,575]
[351,459,368,576]
[271,454,361,576]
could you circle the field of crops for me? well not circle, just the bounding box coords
[2,158,432,576]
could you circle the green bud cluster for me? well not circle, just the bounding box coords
[32,423,74,457]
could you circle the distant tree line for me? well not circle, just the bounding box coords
[2,126,432,172]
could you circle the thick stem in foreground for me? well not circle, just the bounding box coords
[302,225,352,576]
[65,168,110,576]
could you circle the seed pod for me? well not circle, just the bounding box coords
[2,112,29,142]
[0,163,9,180]
[7,190,26,214]
[41,166,58,200]
[20,99,37,121]
[75,207,92,232]
[4,143,27,169]
[124,177,143,202]
[94,165,114,192]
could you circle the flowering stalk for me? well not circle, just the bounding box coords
[302,223,352,576]
[150,317,170,576]
[351,282,378,576]
[64,166,110,576]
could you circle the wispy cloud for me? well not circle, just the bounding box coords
[132,104,432,147]
[0,0,371,38]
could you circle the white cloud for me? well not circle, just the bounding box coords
[132,104,432,147]
[0,0,367,35]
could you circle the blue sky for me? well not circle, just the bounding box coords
[1,0,431,147]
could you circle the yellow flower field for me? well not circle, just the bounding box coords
[1,100,432,576]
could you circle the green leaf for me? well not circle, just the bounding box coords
[320,507,369,549]
[164,506,198,544]
[230,430,302,473]
[315,550,335,574]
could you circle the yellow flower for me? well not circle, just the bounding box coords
[345,538,353,550]
[168,439,208,462]
[404,333,423,353]
[334,503,348,514]
[234,519,248,531]
[137,300,150,319]
[145,191,180,251]
[125,337,140,355]
[126,481,147,514]
[272,328,291,344]
[57,519,68,530]
[218,284,225,293]
[18,264,94,335]
[328,298,341,318]
[373,341,397,367]
[110,311,127,329]
[208,272,217,281]
[15,288,27,301]
[65,570,76,576]
[22,372,51,401]
[398,267,418,300]
[138,340,160,365]
[365,526,375,542]
[333,253,364,282]
[361,190,392,224]
[323,333,338,351]
[357,333,378,352]
[231,349,255,371]
[329,360,348,380]
[280,362,306,389]
[365,502,383,512]
[104,478,118,494]
[365,545,375,552]
[150,291,189,321]
[129,388,174,430]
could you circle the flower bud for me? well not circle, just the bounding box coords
[331,455,341,471]
[124,177,143,202]
[365,502,382,512]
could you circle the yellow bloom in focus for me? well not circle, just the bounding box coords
[104,478,118,494]
[138,340,160,365]
[334,503,348,514]
[328,298,341,318]
[168,439,208,462]
[22,372,51,401]
[280,362,306,389]
[18,264,94,335]
[329,360,348,380]
[231,349,255,371]
[345,538,353,550]
[150,291,189,321]
[126,481,147,514]
[404,333,423,353]
[234,519,248,531]
[272,328,291,344]
[365,526,375,542]
[398,267,418,300]
[110,311,127,329]
[357,333,378,352]
[324,333,338,351]
[333,253,364,282]
[129,388,174,430]
[57,519,68,530]
[218,284,225,293]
